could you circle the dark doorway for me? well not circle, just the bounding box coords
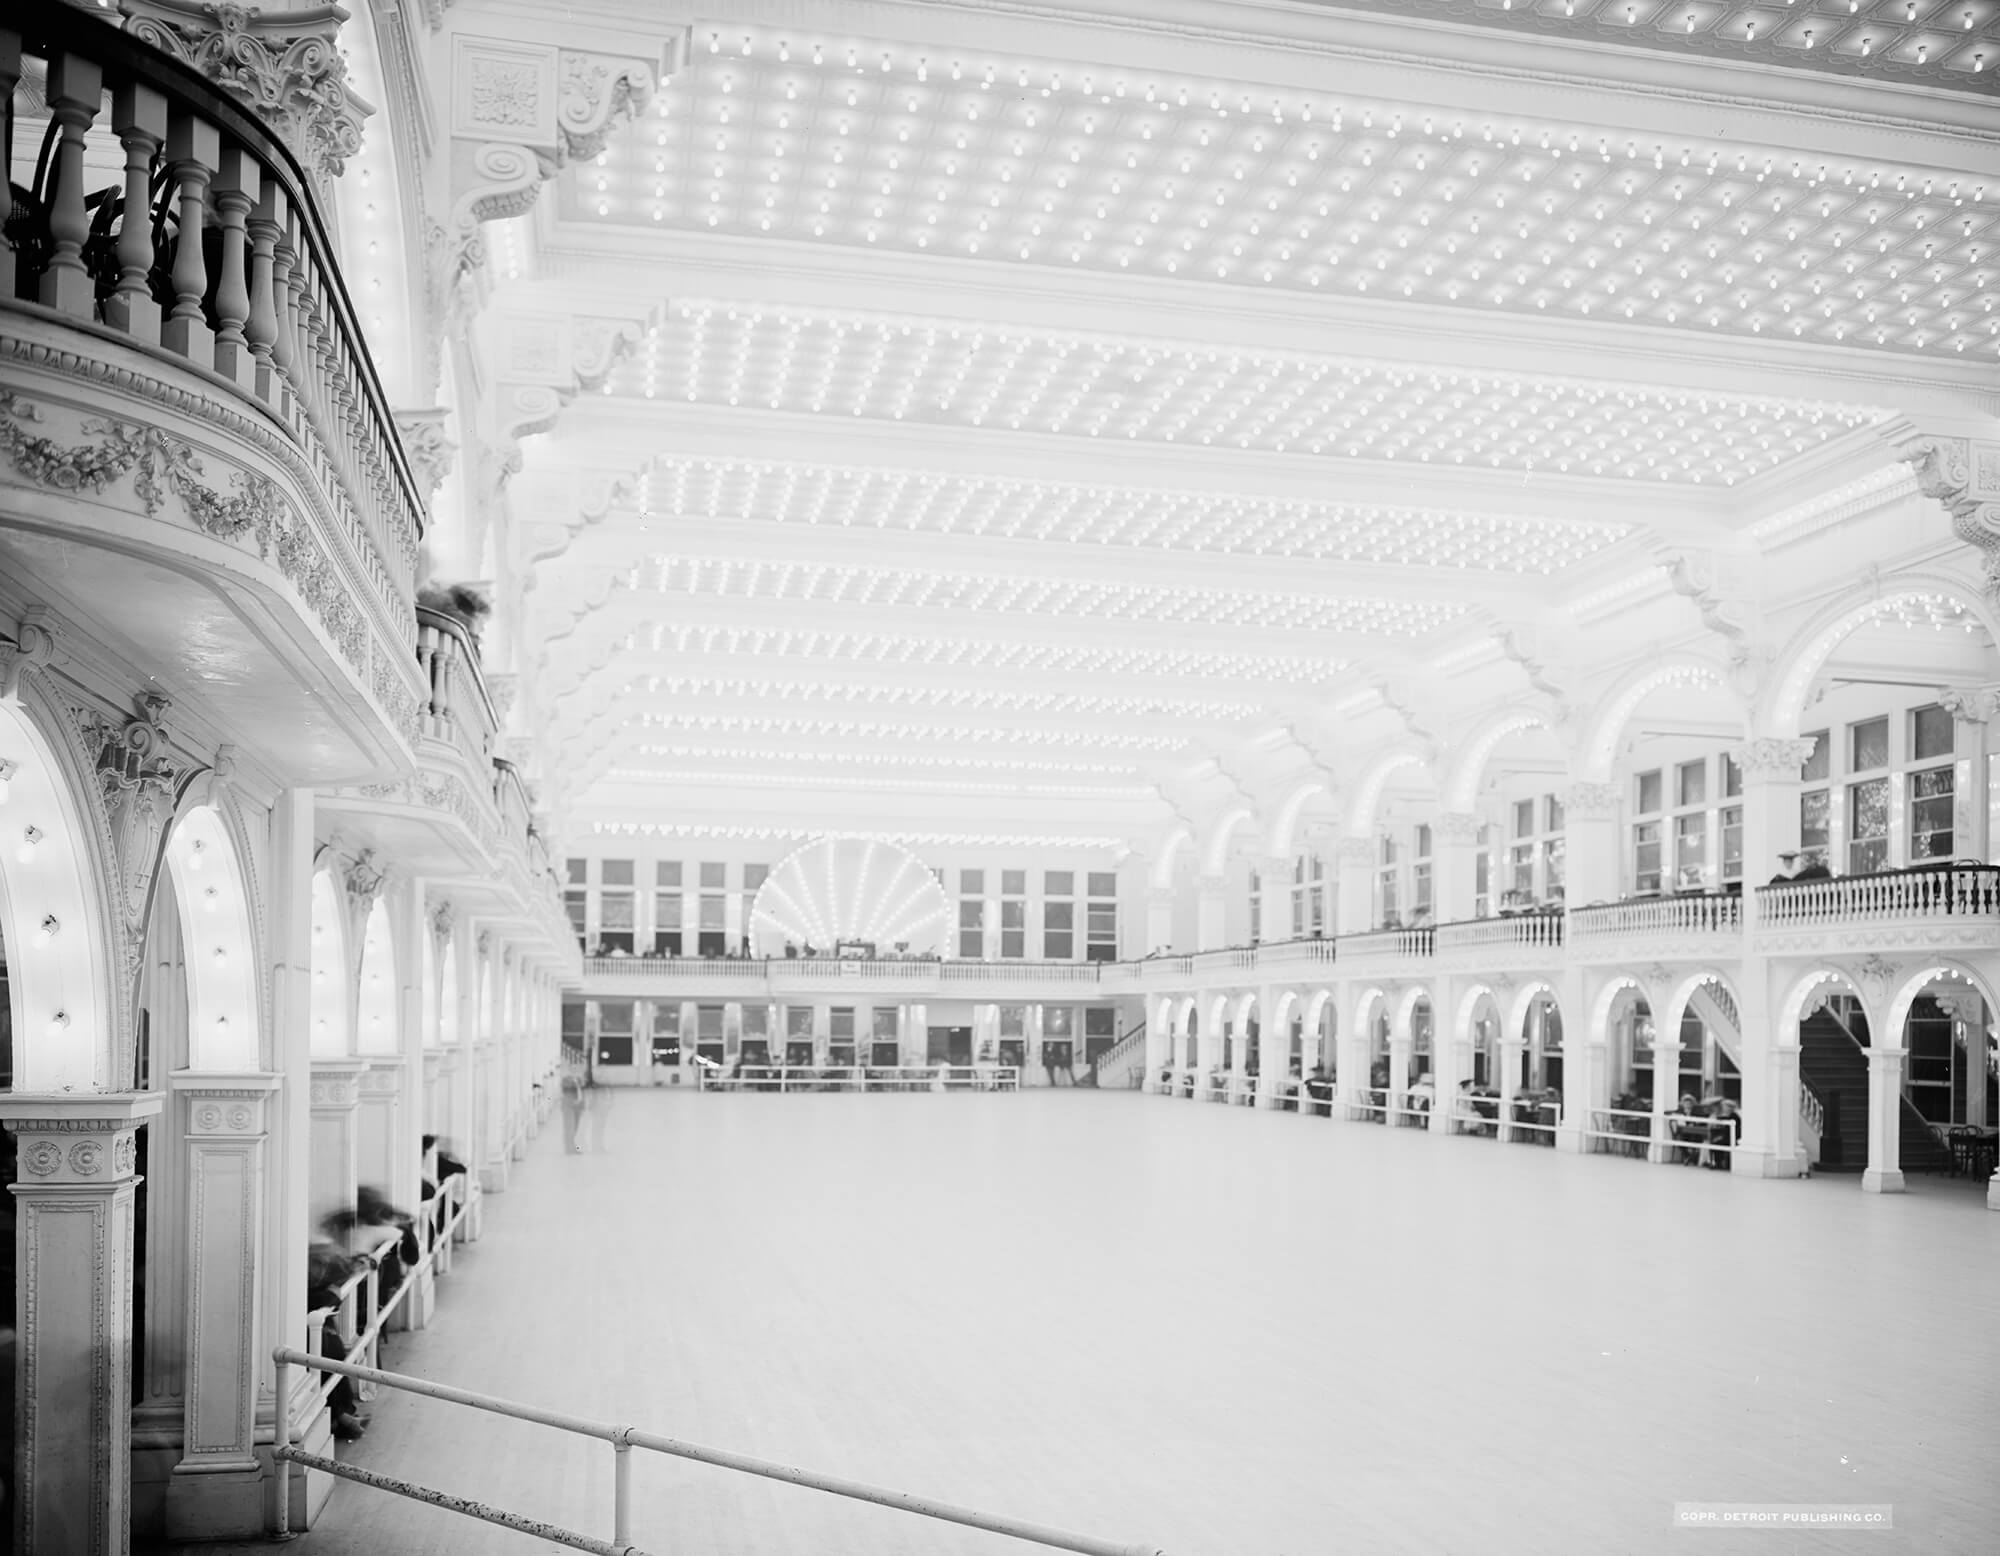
[928,1026,973,1063]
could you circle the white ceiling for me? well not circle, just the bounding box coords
[471,0,1997,852]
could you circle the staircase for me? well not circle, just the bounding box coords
[1797,999,1952,1176]
[1086,1022,1150,1090]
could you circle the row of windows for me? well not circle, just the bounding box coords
[957,870,1119,960]
[571,999,1121,1065]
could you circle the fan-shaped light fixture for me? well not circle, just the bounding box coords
[748,835,949,956]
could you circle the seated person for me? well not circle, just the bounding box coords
[1705,1096,1742,1168]
[1668,1093,1708,1164]
[306,1241,370,1441]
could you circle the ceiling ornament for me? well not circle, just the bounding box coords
[570,28,1996,358]
[1899,435,2000,603]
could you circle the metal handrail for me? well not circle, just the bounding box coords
[271,1348,1166,1555]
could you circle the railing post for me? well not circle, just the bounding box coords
[272,1350,293,1537]
[613,1433,633,1546]
[247,182,286,401]
[162,111,221,364]
[107,81,168,343]
[39,52,105,316]
[211,145,261,386]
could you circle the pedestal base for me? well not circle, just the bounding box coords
[1861,1166,1906,1194]
[166,1462,266,1541]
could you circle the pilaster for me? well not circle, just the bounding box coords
[0,1092,164,1556]
[306,1058,366,1227]
[1861,1047,1908,1194]
[1559,783,1621,906]
[1195,873,1227,951]
[355,1056,407,1202]
[164,1074,281,1541]
[1431,812,1481,925]
[1937,686,1999,865]
[1145,885,1175,954]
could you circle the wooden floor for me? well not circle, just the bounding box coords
[221,1092,1999,1555]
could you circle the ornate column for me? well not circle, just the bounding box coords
[0,1093,164,1556]
[1861,1046,1909,1194]
[1732,737,1815,1179]
[1334,836,1375,935]
[1386,997,1415,1124]
[306,1059,366,1228]
[1938,687,1998,865]
[1495,1034,1526,1142]
[1431,812,1481,924]
[1647,1030,1682,1165]
[1258,984,1290,1108]
[1195,873,1228,950]
[164,1074,280,1540]
[354,1058,406,1200]
[1427,976,1461,1139]
[1145,885,1176,954]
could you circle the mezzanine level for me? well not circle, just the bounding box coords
[577,865,2000,1003]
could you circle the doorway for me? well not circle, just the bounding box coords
[928,1026,972,1064]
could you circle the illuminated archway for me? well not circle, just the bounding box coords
[308,870,350,1058]
[161,806,258,1071]
[356,897,398,1055]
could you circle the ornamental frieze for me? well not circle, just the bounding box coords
[0,393,368,670]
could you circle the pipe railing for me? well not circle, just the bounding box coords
[270,1349,1168,1555]
[697,1064,1020,1093]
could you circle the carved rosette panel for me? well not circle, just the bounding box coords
[359,1063,404,1096]
[307,1073,362,1109]
[184,1091,266,1138]
[4,1119,147,1186]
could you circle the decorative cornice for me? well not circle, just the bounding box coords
[1747,463,1919,548]
[392,407,456,503]
[1899,436,2000,605]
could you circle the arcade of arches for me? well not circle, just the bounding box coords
[1,0,1998,1549]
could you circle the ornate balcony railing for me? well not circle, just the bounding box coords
[1337,926,1436,962]
[3,6,423,622]
[1568,893,1741,940]
[1755,865,2000,929]
[1435,911,1565,954]
[415,606,496,776]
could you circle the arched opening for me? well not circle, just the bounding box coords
[1354,988,1391,1122]
[1876,963,1999,1187]
[1468,719,1572,919]
[1300,990,1337,1115]
[1789,969,1872,1176]
[0,699,114,1092]
[1595,978,1655,1155]
[309,871,350,1058]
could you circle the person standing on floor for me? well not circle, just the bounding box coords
[587,1074,614,1154]
[560,1065,588,1154]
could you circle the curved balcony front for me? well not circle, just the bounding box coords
[0,7,424,782]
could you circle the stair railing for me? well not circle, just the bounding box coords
[270,1349,1168,1555]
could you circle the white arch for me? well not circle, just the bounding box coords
[0,697,116,1090]
[1764,571,2000,740]
[1344,746,1431,837]
[1265,779,1332,859]
[162,806,259,1072]
[1232,989,1260,1030]
[1201,806,1256,878]
[1504,979,1562,1043]
[1777,967,1873,1045]
[1577,654,1737,783]
[1654,967,1745,1051]
[1443,707,1552,813]
[1269,988,1301,1029]
[1302,987,1335,1033]
[308,869,350,1057]
[1150,826,1194,890]
[1882,959,1999,1047]
[1353,985,1389,1040]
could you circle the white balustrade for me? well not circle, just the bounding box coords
[1756,866,2000,928]
[1568,893,1742,940]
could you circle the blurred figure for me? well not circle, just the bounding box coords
[560,1065,588,1153]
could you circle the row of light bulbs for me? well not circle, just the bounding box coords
[624,743,1143,773]
[623,554,1469,636]
[609,766,1159,801]
[588,819,1130,849]
[640,622,1354,684]
[620,674,1263,723]
[629,451,1630,566]
[623,713,1187,751]
[612,304,1887,483]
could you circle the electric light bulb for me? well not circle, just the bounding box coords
[17,825,42,863]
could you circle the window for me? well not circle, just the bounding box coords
[1800,788,1831,865]
[1377,835,1400,927]
[699,861,727,889]
[598,860,635,953]
[1000,897,1026,959]
[695,1004,725,1066]
[1043,900,1075,960]
[1722,752,1743,799]
[1910,705,1955,863]
[1848,776,1890,874]
[1412,826,1433,920]
[1674,811,1708,888]
[1248,867,1262,945]
[1850,717,1889,774]
[1676,760,1706,809]
[961,868,985,894]
[1544,794,1566,834]
[1513,799,1534,838]
[958,898,986,959]
[1474,825,1492,919]
[1636,770,1662,816]
[1044,870,1073,897]
[1720,804,1743,884]
[1001,869,1026,896]
[1086,874,1118,962]
[654,861,683,954]
[1541,834,1566,897]
[565,857,588,946]
[596,1000,634,1067]
[1633,820,1662,895]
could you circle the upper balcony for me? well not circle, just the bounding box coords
[1753,865,2000,957]
[1568,892,1743,963]
[1,7,425,780]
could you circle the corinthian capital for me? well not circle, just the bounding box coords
[122,0,372,187]
[1937,686,2000,726]
[1899,435,2000,604]
[1734,737,1818,779]
[1559,781,1621,819]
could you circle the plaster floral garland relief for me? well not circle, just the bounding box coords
[0,392,366,666]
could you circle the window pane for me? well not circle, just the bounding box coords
[959,901,985,928]
[1542,836,1566,893]
[699,862,727,889]
[1676,760,1706,809]
[742,864,768,891]
[1800,789,1830,855]
[1633,820,1661,893]
[1637,771,1662,814]
[1848,777,1889,873]
[1910,766,1955,861]
[602,859,634,886]
[655,860,681,887]
[1801,731,1830,783]
[601,893,635,929]
[1514,799,1534,838]
[1545,794,1565,834]
[1721,754,1742,799]
[1044,871,1074,897]
[698,894,726,928]
[1044,902,1074,930]
[1674,812,1707,888]
[566,857,588,884]
[1912,705,1954,761]
[961,869,985,894]
[1001,870,1026,895]
[1721,806,1743,881]
[1850,718,1888,773]
[1415,824,1432,858]
[1087,872,1117,897]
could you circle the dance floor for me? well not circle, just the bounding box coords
[246,1090,1999,1556]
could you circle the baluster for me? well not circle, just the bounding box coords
[162,113,220,363]
[38,54,105,316]
[106,83,166,343]
[209,147,259,386]
[0,30,20,295]
[269,207,298,418]
[246,181,285,403]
